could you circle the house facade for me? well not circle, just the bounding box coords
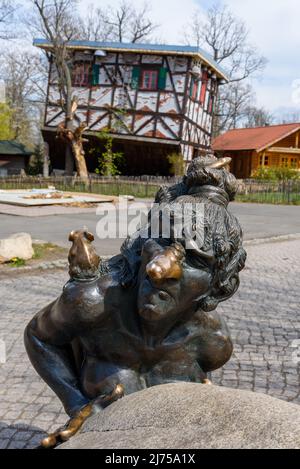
[213,123,300,179]
[35,40,228,175]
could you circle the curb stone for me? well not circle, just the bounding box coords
[244,233,300,246]
[2,234,300,273]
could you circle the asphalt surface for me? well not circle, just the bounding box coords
[0,203,300,255]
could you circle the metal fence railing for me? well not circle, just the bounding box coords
[0,175,299,204]
[236,179,300,205]
[0,175,180,199]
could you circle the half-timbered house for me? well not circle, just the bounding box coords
[34,39,228,175]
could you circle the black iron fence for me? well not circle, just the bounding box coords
[236,179,300,205]
[0,175,299,204]
[0,175,180,199]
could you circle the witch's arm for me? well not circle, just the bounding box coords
[24,297,90,418]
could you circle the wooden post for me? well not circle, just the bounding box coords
[43,142,50,178]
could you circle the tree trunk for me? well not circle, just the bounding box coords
[58,119,88,178]
[43,142,50,178]
[64,118,74,176]
[65,144,74,176]
[72,140,89,180]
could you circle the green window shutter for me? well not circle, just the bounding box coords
[131,66,141,89]
[158,67,167,90]
[92,64,100,86]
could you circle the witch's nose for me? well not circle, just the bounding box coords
[146,262,164,281]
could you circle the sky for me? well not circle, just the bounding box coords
[12,0,300,120]
[77,0,300,120]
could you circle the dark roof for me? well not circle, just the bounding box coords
[212,123,300,153]
[33,38,228,81]
[0,141,33,156]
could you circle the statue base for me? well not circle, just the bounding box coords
[58,382,300,450]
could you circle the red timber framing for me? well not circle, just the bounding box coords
[43,47,223,168]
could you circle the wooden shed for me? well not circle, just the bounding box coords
[213,123,300,179]
[0,141,32,176]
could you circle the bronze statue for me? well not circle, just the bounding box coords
[24,155,246,448]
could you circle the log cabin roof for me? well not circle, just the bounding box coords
[33,38,229,81]
[212,123,300,153]
[0,141,33,156]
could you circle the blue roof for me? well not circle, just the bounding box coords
[33,39,228,80]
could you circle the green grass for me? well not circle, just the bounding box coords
[8,258,26,268]
[2,244,65,268]
[0,180,160,199]
[32,243,61,260]
[1,178,300,204]
[236,192,300,205]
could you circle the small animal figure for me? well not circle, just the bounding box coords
[68,230,101,280]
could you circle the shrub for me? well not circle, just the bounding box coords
[167,153,185,176]
[90,129,124,177]
[252,166,300,181]
[27,143,44,176]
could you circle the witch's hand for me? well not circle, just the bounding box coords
[41,403,93,449]
[41,384,125,449]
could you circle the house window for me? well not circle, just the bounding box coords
[281,157,298,168]
[208,95,214,114]
[131,67,167,90]
[72,62,91,87]
[260,155,269,166]
[141,70,159,90]
[190,77,199,100]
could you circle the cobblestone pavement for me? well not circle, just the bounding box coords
[0,240,300,449]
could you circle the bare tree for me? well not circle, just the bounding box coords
[1,51,47,106]
[243,106,274,128]
[0,50,47,146]
[185,3,267,134]
[217,82,253,131]
[276,111,300,125]
[81,1,157,43]
[28,0,88,177]
[0,0,18,39]
[80,4,114,42]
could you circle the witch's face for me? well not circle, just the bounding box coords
[137,242,214,326]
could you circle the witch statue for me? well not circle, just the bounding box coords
[24,153,247,448]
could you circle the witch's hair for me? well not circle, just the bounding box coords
[196,202,247,312]
[186,164,238,202]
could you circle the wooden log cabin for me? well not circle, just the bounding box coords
[213,123,300,179]
[34,39,228,175]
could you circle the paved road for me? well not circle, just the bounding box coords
[0,203,300,255]
[0,239,300,449]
